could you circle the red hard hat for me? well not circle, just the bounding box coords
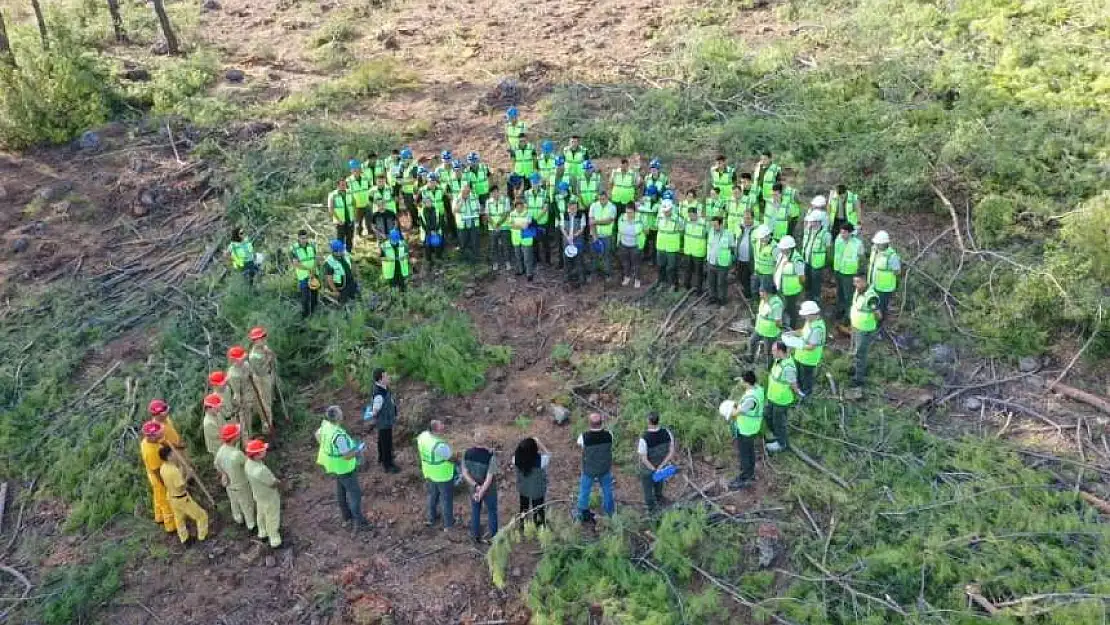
[141,420,164,437]
[248,326,267,341]
[245,439,269,456]
[148,399,169,416]
[227,345,247,361]
[220,423,242,442]
[208,371,228,387]
[203,393,223,409]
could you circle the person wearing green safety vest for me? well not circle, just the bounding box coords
[780,171,802,237]
[589,191,618,279]
[364,152,387,184]
[773,235,805,329]
[802,211,831,303]
[706,216,733,305]
[538,149,558,189]
[551,182,577,223]
[418,194,445,268]
[868,230,901,323]
[754,150,781,204]
[505,110,526,151]
[643,161,668,203]
[751,224,776,295]
[616,204,645,288]
[792,300,826,396]
[454,185,482,263]
[369,197,398,240]
[563,136,589,182]
[765,341,802,452]
[421,176,447,223]
[733,212,757,299]
[510,134,537,180]
[850,275,881,388]
[418,420,456,530]
[704,187,726,221]
[609,158,639,210]
[681,206,708,293]
[829,184,863,234]
[832,222,866,325]
[725,370,765,489]
[464,156,492,207]
[399,159,420,228]
[386,149,402,190]
[709,154,736,200]
[509,200,535,281]
[226,226,258,286]
[369,175,398,216]
[380,228,410,292]
[764,183,791,241]
[749,283,784,365]
[680,189,702,220]
[485,185,512,272]
[347,163,372,238]
[637,186,660,263]
[323,239,357,304]
[576,163,602,208]
[328,178,356,253]
[523,177,550,266]
[655,201,684,290]
[315,405,370,529]
[289,229,319,317]
[561,201,588,288]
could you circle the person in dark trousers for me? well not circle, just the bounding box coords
[637,413,676,515]
[364,368,400,473]
[726,371,765,489]
[461,430,498,543]
[559,201,587,288]
[329,178,356,253]
[576,412,615,522]
[420,196,446,267]
[512,437,550,527]
[289,229,319,317]
[315,406,370,530]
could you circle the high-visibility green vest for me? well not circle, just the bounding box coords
[290,243,316,281]
[617,216,646,249]
[656,215,683,253]
[851,288,879,332]
[734,386,765,436]
[711,165,735,199]
[552,193,576,220]
[591,201,617,237]
[578,174,600,207]
[538,155,558,185]
[422,187,446,212]
[505,121,526,149]
[707,229,733,267]
[777,251,803,296]
[680,199,701,218]
[524,189,547,225]
[417,431,453,482]
[643,172,668,195]
[513,146,535,176]
[316,421,357,475]
[347,175,370,209]
[682,219,708,258]
[456,195,481,229]
[760,162,781,200]
[830,190,861,226]
[401,164,417,194]
[803,228,828,269]
[610,170,637,204]
[637,197,658,230]
[753,239,775,275]
[564,146,587,179]
[833,235,863,276]
[767,357,797,406]
[793,318,826,366]
[783,187,800,218]
[704,197,726,220]
[510,211,532,246]
[385,157,401,186]
[765,199,789,240]
[369,185,397,214]
[330,190,355,224]
[465,164,491,196]
[325,255,346,286]
[755,295,783,338]
[487,196,511,230]
[869,247,899,293]
[228,240,253,270]
[381,241,411,280]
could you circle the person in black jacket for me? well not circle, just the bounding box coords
[576,412,615,522]
[363,368,400,473]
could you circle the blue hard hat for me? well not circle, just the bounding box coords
[348,158,361,170]
[451,159,463,170]
[529,172,541,184]
[417,166,429,176]
[557,181,570,192]
[541,140,554,154]
[508,173,523,185]
[467,151,480,163]
[591,238,606,254]
[584,160,594,171]
[389,229,402,244]
[427,232,443,248]
[400,147,413,159]
[555,155,566,167]
[645,185,658,197]
[662,190,675,200]
[649,158,661,169]
[441,150,452,161]
[330,239,345,253]
[506,107,518,119]
[428,172,439,181]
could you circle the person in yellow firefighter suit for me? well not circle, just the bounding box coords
[247,327,276,434]
[226,345,259,440]
[214,423,256,531]
[158,444,209,544]
[245,439,283,549]
[147,398,184,451]
[202,392,227,456]
[139,420,176,535]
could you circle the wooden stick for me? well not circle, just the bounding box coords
[1079,492,1110,515]
[0,483,7,533]
[689,561,802,625]
[170,448,216,508]
[1045,381,1110,415]
[965,584,999,615]
[805,554,908,617]
[1046,304,1102,392]
[790,446,850,490]
[930,184,965,252]
[247,373,275,434]
[975,396,1061,434]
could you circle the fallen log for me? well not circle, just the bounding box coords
[1046,380,1110,415]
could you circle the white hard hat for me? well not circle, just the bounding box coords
[753,224,771,239]
[564,244,578,258]
[799,300,820,316]
[777,235,796,249]
[718,400,736,419]
[872,230,891,245]
[810,195,827,208]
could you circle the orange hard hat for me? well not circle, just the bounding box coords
[219,423,242,442]
[245,439,269,456]
[227,345,247,361]
[208,371,228,387]
[248,326,267,341]
[148,399,169,416]
[141,420,164,438]
[203,393,223,409]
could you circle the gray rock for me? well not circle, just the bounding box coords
[121,68,150,81]
[962,396,983,412]
[226,69,246,83]
[550,404,570,425]
[138,188,159,207]
[129,157,151,173]
[930,344,957,365]
[756,536,775,568]
[37,182,72,203]
[78,130,101,150]
[1018,356,1041,373]
[151,40,170,55]
[264,555,277,568]
[201,0,221,10]
[11,237,28,254]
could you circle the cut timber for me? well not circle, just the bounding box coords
[965,584,1000,615]
[1079,492,1110,516]
[1046,380,1110,415]
[791,447,850,490]
[0,482,6,531]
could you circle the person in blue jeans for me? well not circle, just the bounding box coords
[460,430,498,543]
[576,412,615,521]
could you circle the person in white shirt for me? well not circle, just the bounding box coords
[637,413,676,515]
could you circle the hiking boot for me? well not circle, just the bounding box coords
[765,441,784,453]
[621,277,630,286]
[634,279,641,288]
[504,262,512,270]
[491,263,499,271]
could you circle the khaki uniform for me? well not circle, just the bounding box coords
[246,458,282,548]
[202,411,226,456]
[227,362,258,439]
[248,344,276,431]
[215,443,256,529]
